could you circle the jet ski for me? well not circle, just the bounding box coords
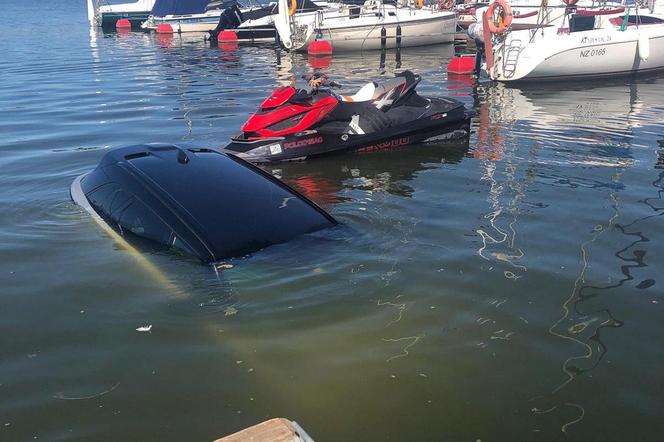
[70,144,336,263]
[223,70,472,163]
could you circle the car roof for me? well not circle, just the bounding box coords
[81,144,336,262]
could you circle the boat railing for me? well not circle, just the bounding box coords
[309,0,448,27]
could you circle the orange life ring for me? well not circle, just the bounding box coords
[486,0,513,34]
[438,0,454,9]
[288,0,297,16]
[416,0,425,9]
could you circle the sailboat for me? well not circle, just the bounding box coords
[142,0,336,43]
[87,0,156,29]
[274,0,457,52]
[481,0,664,81]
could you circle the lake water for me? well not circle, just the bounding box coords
[2,1,664,441]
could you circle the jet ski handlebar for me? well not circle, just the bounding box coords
[302,73,342,90]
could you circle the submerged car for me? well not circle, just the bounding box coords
[71,144,337,263]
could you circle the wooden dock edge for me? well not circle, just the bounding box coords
[213,418,315,442]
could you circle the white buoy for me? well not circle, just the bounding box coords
[638,33,650,61]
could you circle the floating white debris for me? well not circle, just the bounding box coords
[224,306,238,316]
[136,325,152,332]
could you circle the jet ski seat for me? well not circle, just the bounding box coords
[342,71,420,104]
[345,82,378,102]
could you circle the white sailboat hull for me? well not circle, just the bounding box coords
[312,12,456,51]
[89,0,155,28]
[491,25,664,81]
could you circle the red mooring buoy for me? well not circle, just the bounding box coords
[156,23,174,34]
[218,30,238,42]
[447,56,475,75]
[116,18,131,29]
[308,39,333,56]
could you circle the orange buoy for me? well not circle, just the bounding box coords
[218,30,238,42]
[156,23,174,34]
[308,39,333,56]
[116,18,131,29]
[447,56,475,74]
[486,0,513,34]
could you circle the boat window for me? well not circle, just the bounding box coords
[634,16,664,24]
[570,14,595,32]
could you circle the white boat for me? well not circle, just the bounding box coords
[142,6,276,38]
[87,0,156,29]
[275,0,457,52]
[485,2,664,81]
[458,0,561,30]
[141,0,333,39]
[458,0,633,30]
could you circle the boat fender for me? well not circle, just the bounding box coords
[116,18,131,30]
[156,23,173,34]
[486,0,513,34]
[447,56,476,74]
[289,0,297,16]
[218,30,239,42]
[381,27,387,50]
[467,22,484,42]
[396,25,402,48]
[638,33,650,61]
[563,0,579,5]
[308,39,333,55]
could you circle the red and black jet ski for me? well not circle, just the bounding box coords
[223,71,472,163]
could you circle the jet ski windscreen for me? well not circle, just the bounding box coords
[76,144,336,263]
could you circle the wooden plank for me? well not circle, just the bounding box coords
[213,418,301,442]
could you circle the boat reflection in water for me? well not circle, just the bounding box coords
[472,77,664,437]
[290,42,457,85]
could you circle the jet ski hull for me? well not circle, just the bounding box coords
[224,99,471,163]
